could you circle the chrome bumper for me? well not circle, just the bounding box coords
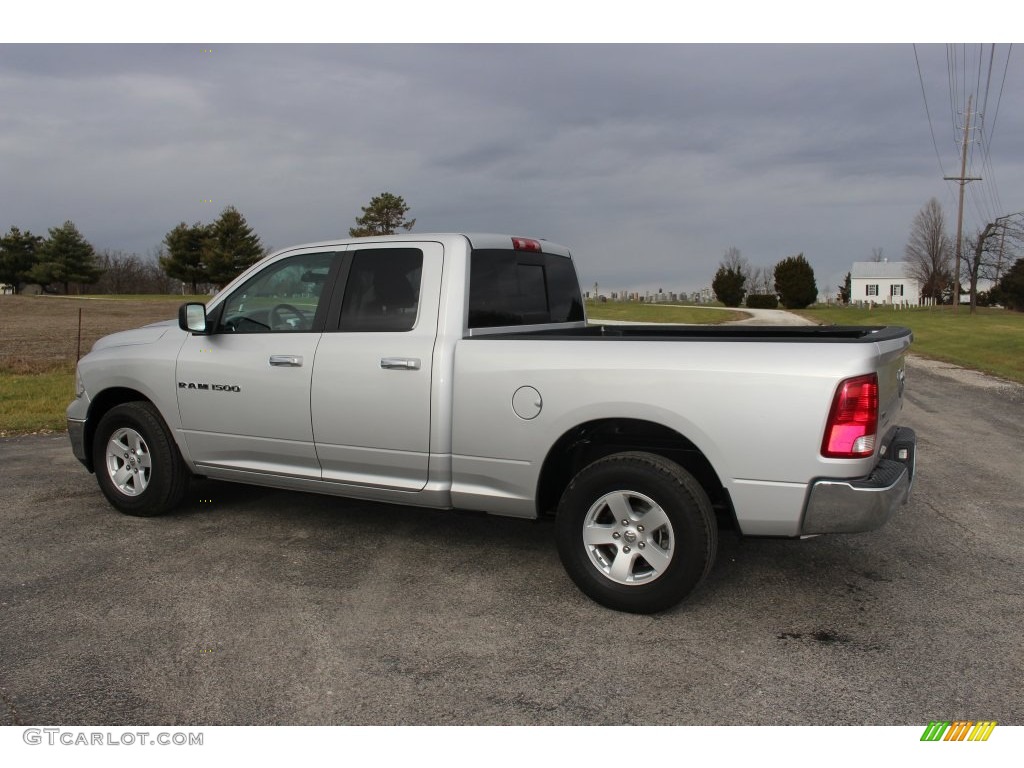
[801,427,917,535]
[67,418,89,467]
[67,393,92,470]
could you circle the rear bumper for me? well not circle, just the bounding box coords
[801,427,916,535]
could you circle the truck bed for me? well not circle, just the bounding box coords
[475,324,913,343]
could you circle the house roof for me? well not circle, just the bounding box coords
[851,261,913,280]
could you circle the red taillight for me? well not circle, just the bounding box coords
[821,374,878,458]
[511,237,542,252]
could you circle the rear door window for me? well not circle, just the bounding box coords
[338,248,424,332]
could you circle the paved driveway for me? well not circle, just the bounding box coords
[725,307,818,325]
[0,358,1021,726]
[593,305,818,325]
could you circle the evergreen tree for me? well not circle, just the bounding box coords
[0,226,44,293]
[774,253,818,309]
[349,192,416,237]
[993,257,1024,311]
[712,265,746,307]
[160,221,213,294]
[711,246,748,307]
[839,272,852,304]
[30,221,103,294]
[204,206,265,287]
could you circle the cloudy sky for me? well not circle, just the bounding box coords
[2,33,1021,296]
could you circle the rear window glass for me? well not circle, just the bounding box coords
[469,250,584,328]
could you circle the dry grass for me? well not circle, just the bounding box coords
[0,295,193,435]
[0,294,190,370]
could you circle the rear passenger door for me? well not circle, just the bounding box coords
[310,242,443,491]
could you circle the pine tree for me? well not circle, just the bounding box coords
[30,221,103,294]
[0,226,44,293]
[349,193,416,237]
[993,258,1024,311]
[160,221,213,295]
[839,272,852,304]
[204,206,265,287]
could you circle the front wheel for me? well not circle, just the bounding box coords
[556,451,717,613]
[92,401,189,517]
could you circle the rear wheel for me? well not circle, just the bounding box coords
[556,451,717,613]
[92,402,189,517]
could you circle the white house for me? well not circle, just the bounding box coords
[850,261,920,306]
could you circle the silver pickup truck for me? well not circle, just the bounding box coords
[67,233,916,613]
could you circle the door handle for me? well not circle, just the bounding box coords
[380,357,421,370]
[269,355,303,367]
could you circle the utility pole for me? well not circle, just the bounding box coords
[945,94,982,313]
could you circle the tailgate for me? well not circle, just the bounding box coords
[874,329,913,440]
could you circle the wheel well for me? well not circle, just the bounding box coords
[536,418,730,522]
[82,387,155,473]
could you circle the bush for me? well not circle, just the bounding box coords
[712,266,746,307]
[774,253,818,309]
[746,294,779,309]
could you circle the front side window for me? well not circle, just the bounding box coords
[866,284,879,297]
[891,284,904,296]
[216,252,335,333]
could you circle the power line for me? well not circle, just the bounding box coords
[985,43,1012,152]
[913,44,948,179]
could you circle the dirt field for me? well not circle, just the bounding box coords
[0,295,187,372]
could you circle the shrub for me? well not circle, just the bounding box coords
[774,253,818,309]
[712,266,746,307]
[746,294,779,309]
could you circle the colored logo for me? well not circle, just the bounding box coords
[920,721,997,742]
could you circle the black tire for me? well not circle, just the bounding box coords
[556,451,717,614]
[92,401,189,517]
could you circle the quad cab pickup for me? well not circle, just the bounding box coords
[68,233,916,613]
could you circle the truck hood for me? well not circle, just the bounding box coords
[91,319,176,352]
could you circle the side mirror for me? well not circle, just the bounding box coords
[178,302,209,334]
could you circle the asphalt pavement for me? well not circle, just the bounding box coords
[0,357,1021,726]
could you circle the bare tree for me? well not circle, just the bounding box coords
[87,250,181,294]
[748,265,775,295]
[871,247,885,262]
[712,247,750,307]
[721,246,750,278]
[905,198,953,303]
[963,214,1024,311]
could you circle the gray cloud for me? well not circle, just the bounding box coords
[1,43,1021,295]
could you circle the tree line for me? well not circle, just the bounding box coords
[0,192,416,296]
[710,197,1024,312]
[712,247,818,309]
[901,197,1024,311]
[0,206,264,296]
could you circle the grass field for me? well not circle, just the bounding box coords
[1,294,195,436]
[3,294,1020,436]
[795,305,1024,384]
[585,300,745,324]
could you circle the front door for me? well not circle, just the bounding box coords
[176,250,341,479]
